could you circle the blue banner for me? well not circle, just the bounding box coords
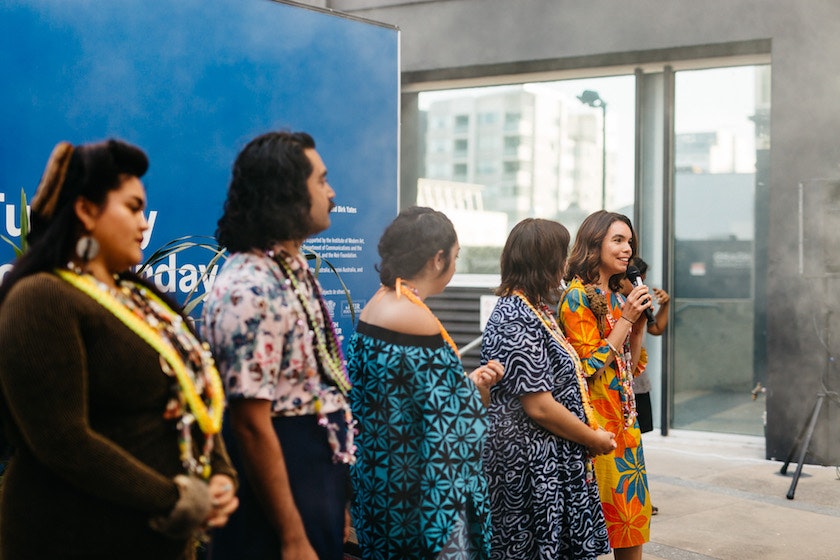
[0,0,399,346]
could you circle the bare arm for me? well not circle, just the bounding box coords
[646,287,671,336]
[229,399,317,560]
[519,392,616,455]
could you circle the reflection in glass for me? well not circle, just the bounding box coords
[672,65,770,436]
[417,77,635,274]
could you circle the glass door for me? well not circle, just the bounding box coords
[671,65,770,436]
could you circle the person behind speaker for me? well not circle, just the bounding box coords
[618,256,670,435]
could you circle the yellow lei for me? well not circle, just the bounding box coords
[396,278,460,358]
[512,290,599,430]
[56,269,224,436]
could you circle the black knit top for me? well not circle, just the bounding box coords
[0,272,236,559]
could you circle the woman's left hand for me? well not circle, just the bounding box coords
[204,474,239,529]
[468,359,504,389]
[652,287,670,306]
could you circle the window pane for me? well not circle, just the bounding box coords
[416,77,636,275]
[672,65,770,436]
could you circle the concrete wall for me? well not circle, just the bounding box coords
[308,0,840,462]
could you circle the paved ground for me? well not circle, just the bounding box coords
[604,430,840,560]
[345,428,840,559]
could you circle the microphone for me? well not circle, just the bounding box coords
[625,265,655,325]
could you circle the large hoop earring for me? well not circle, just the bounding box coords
[75,235,100,264]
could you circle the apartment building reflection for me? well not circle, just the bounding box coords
[422,85,605,231]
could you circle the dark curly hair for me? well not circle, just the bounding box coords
[631,255,648,276]
[216,131,317,252]
[0,139,148,306]
[496,218,570,305]
[377,206,457,288]
[564,210,637,292]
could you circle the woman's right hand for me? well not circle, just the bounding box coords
[621,284,652,324]
[588,427,617,456]
[468,359,504,389]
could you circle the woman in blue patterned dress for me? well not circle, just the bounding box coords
[481,218,616,559]
[346,207,504,559]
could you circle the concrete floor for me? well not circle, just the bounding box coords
[672,390,766,437]
[602,430,840,560]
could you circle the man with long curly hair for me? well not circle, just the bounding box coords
[203,131,353,560]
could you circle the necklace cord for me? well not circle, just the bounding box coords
[268,252,356,464]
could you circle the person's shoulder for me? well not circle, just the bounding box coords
[563,278,589,300]
[492,294,528,316]
[18,270,63,286]
[217,252,274,279]
[390,307,440,336]
[5,271,69,302]
[485,295,537,329]
[212,253,280,294]
[0,272,87,328]
[564,277,586,293]
[361,295,440,336]
[559,279,592,317]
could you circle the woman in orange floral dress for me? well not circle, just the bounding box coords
[559,210,653,560]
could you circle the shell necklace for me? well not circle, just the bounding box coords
[270,251,352,395]
[603,308,638,428]
[268,251,356,465]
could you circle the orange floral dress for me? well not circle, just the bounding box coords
[559,277,651,548]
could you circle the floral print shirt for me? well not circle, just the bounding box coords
[202,250,344,417]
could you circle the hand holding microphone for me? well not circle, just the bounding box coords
[625,265,656,325]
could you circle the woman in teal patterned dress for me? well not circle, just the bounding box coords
[346,207,503,559]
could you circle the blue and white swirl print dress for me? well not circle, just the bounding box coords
[480,296,610,559]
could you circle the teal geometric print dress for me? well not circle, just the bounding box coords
[347,321,491,559]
